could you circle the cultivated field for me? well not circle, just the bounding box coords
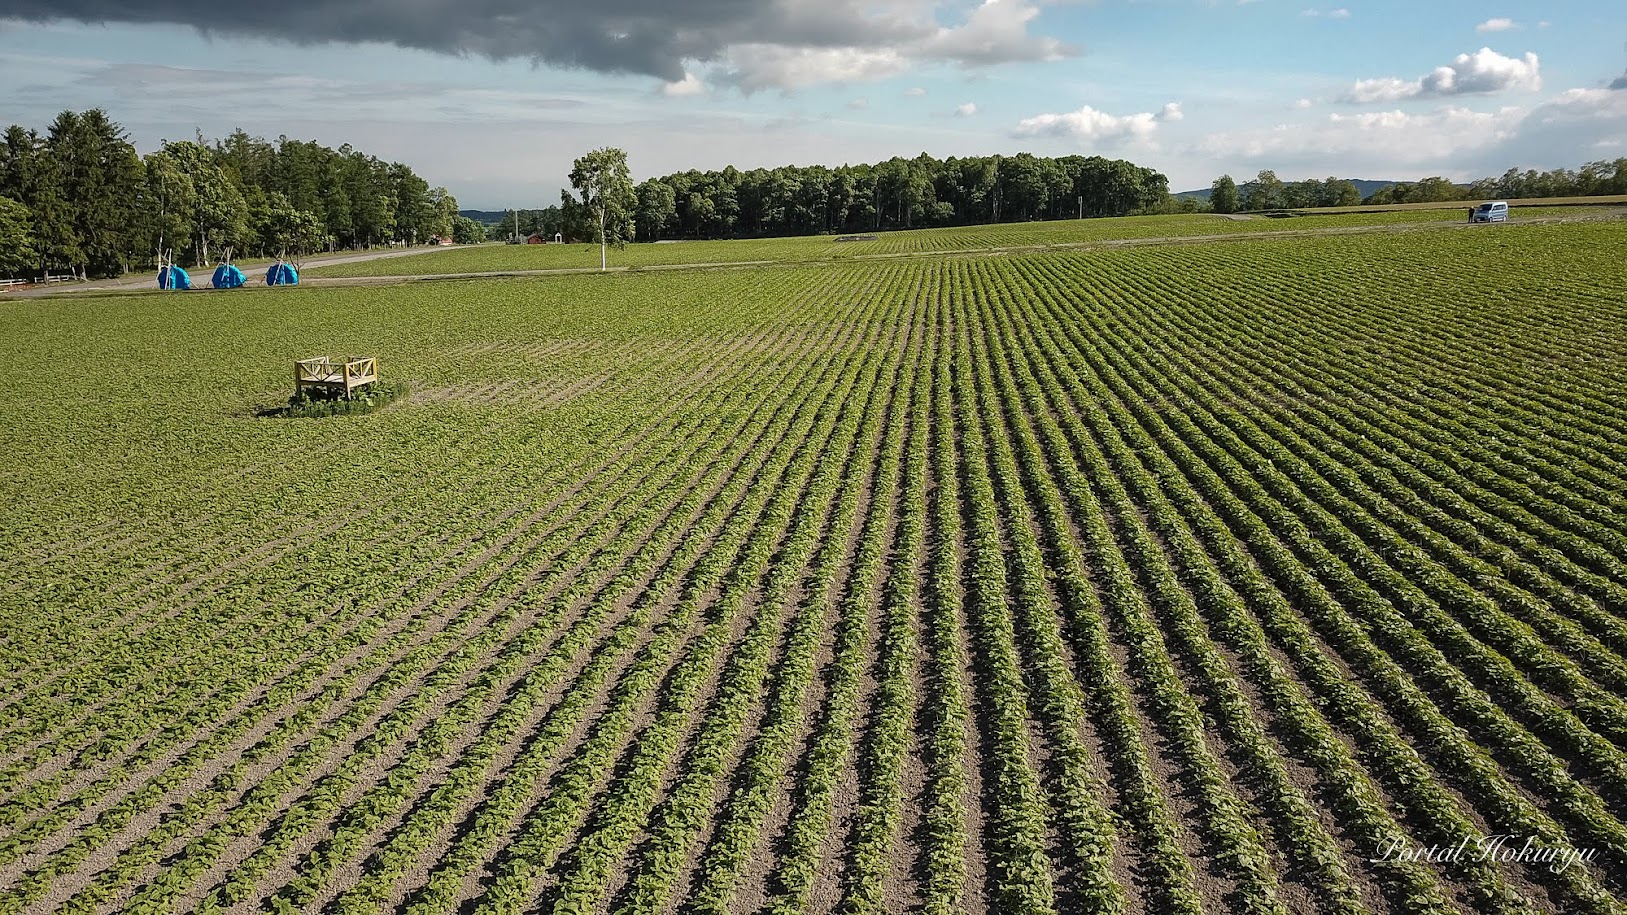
[4,218,1627,915]
[304,206,1613,278]
[1282,194,1627,215]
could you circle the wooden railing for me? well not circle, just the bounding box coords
[295,356,379,397]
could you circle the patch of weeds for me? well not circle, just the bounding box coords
[261,380,410,418]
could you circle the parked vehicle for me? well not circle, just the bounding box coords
[1469,201,1509,223]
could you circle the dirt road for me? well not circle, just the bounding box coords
[2,245,465,298]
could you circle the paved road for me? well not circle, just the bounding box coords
[2,245,465,298]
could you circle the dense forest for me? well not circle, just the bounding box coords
[496,153,1182,242]
[497,153,1627,245]
[0,109,463,280]
[1209,160,1627,212]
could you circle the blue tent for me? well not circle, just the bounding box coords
[266,263,299,286]
[157,266,192,290]
[211,264,246,289]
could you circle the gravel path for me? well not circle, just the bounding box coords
[1,245,465,298]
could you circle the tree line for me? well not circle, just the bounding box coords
[495,152,1179,243]
[1209,159,1627,212]
[0,109,460,280]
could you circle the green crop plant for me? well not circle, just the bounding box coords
[4,218,1627,915]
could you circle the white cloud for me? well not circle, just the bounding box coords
[904,86,927,96]
[1014,100,1182,145]
[1476,18,1516,33]
[1194,82,1627,178]
[1344,47,1540,102]
[717,45,909,92]
[1474,85,1627,167]
[955,102,978,117]
[918,0,1073,66]
[1302,8,1350,18]
[1199,104,1526,166]
[1293,97,1315,109]
[1345,77,1420,104]
[847,96,869,109]
[694,0,1074,91]
[1542,86,1627,119]
[1423,48,1541,94]
[660,72,706,97]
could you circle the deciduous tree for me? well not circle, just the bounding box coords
[635,179,677,241]
[1210,175,1239,214]
[567,147,637,270]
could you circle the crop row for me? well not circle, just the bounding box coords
[7,220,1627,912]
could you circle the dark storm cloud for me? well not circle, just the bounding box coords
[0,0,937,81]
[1611,71,1627,90]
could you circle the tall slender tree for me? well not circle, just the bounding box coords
[567,147,637,271]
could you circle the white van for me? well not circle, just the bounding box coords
[1469,201,1509,223]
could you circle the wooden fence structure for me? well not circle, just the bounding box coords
[295,356,378,399]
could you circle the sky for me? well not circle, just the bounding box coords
[1,0,1624,209]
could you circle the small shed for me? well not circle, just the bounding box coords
[526,233,548,244]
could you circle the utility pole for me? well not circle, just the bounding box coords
[1078,196,1083,220]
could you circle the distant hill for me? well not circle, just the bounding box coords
[459,210,511,225]
[1175,179,1401,201]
